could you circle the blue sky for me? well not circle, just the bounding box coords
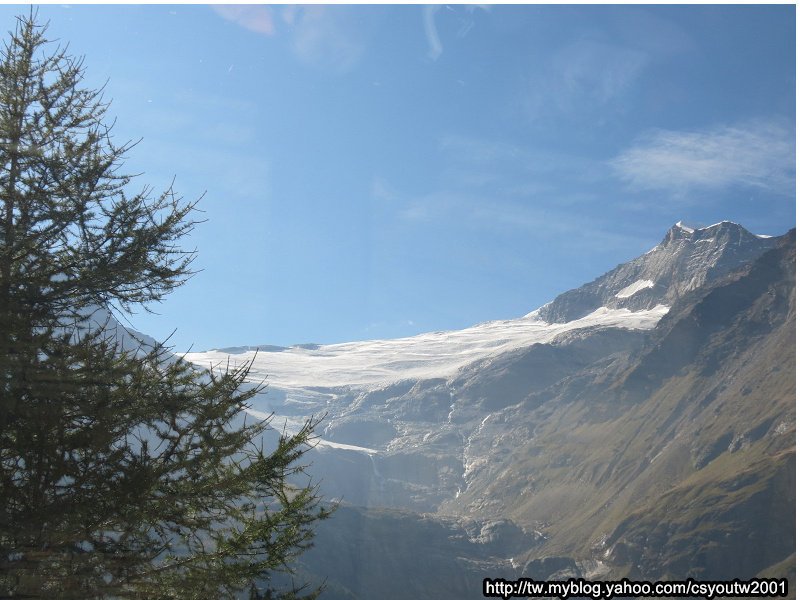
[2,4,794,349]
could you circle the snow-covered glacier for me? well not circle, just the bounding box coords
[185,305,669,392]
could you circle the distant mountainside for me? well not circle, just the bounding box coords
[183,222,794,599]
[445,228,794,581]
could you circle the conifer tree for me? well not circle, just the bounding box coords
[0,14,329,599]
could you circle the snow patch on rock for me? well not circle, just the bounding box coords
[614,279,655,299]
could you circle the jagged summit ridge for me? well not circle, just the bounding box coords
[533,221,779,323]
[662,219,764,244]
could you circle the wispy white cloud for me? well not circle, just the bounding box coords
[283,6,367,74]
[211,5,371,74]
[423,6,443,61]
[392,189,650,255]
[523,39,648,120]
[212,5,275,36]
[611,119,795,195]
[437,134,607,189]
[371,177,400,204]
[373,133,642,252]
[556,41,647,104]
[422,5,489,62]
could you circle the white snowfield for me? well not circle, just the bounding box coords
[615,279,655,299]
[185,305,670,392]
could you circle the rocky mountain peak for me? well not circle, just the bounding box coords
[533,221,779,324]
[661,220,764,246]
